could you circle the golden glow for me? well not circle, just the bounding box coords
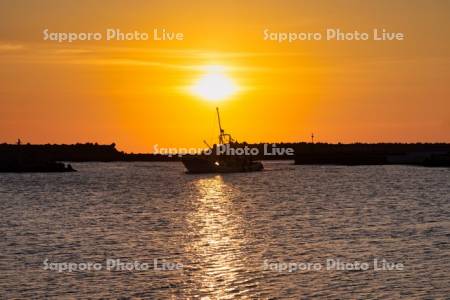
[1,1,449,152]
[184,176,249,297]
[190,65,237,101]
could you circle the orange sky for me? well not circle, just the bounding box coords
[1,0,449,152]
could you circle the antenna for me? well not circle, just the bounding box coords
[311,133,314,144]
[203,140,212,150]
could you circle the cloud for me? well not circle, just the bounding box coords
[0,43,24,51]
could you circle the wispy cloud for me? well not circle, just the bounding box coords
[0,43,279,72]
[0,43,24,51]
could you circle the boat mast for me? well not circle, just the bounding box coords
[216,107,225,144]
[215,107,235,144]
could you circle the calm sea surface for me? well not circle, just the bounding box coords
[0,161,449,299]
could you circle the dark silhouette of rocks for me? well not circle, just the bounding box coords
[0,142,180,172]
[293,143,450,167]
[1,142,449,172]
[0,143,77,172]
[0,160,75,173]
[0,143,123,162]
[211,142,450,167]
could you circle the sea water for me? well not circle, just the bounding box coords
[0,161,448,298]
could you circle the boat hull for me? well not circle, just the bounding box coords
[182,155,263,173]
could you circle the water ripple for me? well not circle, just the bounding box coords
[0,162,449,298]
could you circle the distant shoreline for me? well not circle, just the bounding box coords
[1,142,449,169]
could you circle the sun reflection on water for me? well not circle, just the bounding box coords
[184,176,249,299]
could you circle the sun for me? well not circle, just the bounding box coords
[191,65,237,101]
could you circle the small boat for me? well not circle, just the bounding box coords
[182,108,263,173]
